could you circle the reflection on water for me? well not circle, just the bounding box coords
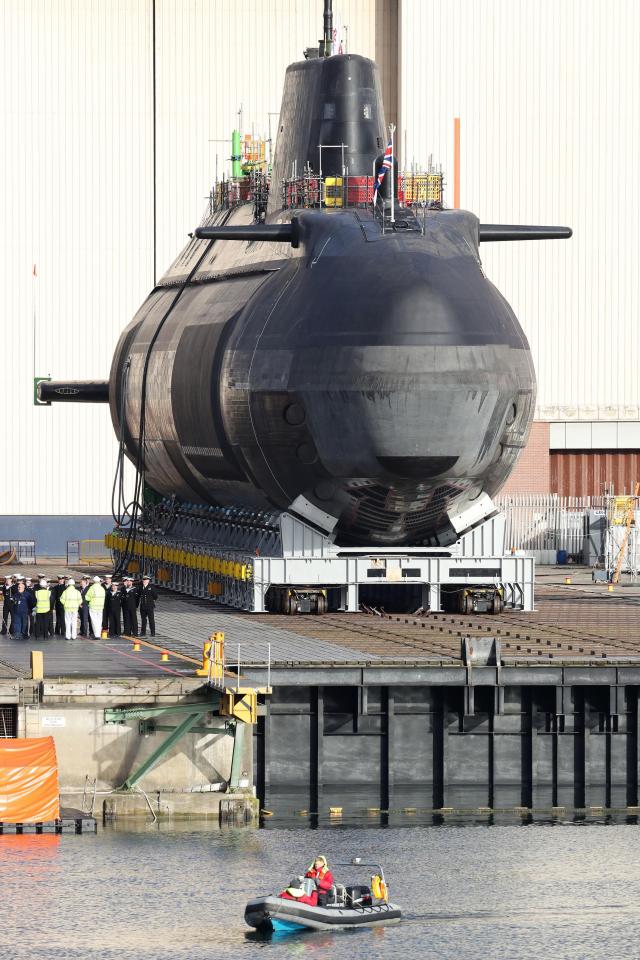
[2,822,640,959]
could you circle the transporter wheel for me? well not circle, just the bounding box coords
[282,591,295,615]
[459,592,472,615]
[491,593,503,615]
[315,594,328,615]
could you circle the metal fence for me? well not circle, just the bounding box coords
[79,539,111,563]
[0,540,36,565]
[67,539,111,564]
[495,495,606,559]
[66,540,80,564]
[0,706,17,738]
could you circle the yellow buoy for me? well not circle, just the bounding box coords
[161,650,169,662]
[132,640,141,652]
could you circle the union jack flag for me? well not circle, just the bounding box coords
[373,139,393,202]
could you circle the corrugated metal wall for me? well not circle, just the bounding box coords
[399,0,640,423]
[550,452,640,497]
[2,0,154,517]
[5,1,639,521]
[375,0,398,128]
[2,1,377,519]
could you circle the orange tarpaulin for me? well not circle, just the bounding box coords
[0,737,60,823]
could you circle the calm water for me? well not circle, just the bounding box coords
[3,822,640,959]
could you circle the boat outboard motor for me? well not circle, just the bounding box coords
[345,884,373,907]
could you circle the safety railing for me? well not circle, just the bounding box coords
[280,171,444,211]
[495,494,607,558]
[0,540,36,565]
[78,539,112,563]
[203,168,445,220]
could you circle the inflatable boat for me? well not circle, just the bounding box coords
[244,860,402,933]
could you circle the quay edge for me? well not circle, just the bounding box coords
[0,674,258,825]
[246,659,640,817]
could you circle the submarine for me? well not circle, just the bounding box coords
[41,1,571,550]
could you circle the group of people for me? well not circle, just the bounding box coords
[0,572,159,641]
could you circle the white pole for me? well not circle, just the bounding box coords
[390,123,396,224]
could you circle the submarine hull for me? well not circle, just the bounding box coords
[109,206,535,547]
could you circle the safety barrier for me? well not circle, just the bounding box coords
[78,539,111,563]
[66,540,80,564]
[281,172,445,211]
[0,540,36,565]
[495,494,606,558]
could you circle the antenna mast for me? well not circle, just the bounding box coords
[321,0,333,57]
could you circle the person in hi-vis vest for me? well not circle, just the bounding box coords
[34,579,51,640]
[85,576,106,639]
[60,578,83,640]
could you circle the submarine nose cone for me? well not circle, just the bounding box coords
[235,227,535,546]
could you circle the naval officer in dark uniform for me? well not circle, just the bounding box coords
[137,574,158,637]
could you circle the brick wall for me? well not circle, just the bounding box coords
[499,421,550,494]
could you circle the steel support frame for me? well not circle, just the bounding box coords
[104,699,220,724]
[121,711,203,790]
[104,697,227,791]
[145,723,229,734]
[229,720,246,790]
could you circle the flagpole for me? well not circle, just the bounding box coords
[389,123,395,224]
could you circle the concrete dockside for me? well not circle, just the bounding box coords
[1,565,640,820]
[0,667,256,822]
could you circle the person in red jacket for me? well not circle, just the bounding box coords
[305,855,334,904]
